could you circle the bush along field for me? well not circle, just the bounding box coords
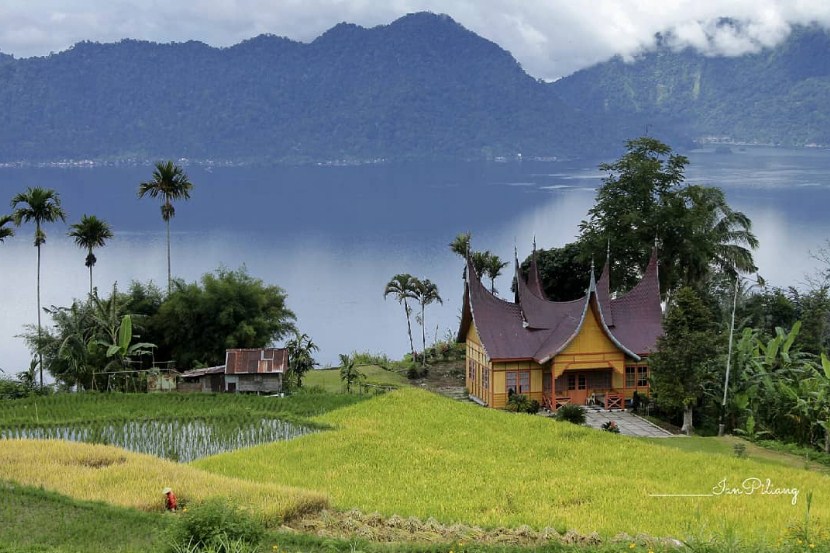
[195,388,830,547]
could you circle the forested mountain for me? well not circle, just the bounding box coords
[552,23,830,147]
[0,13,612,164]
[2,14,830,164]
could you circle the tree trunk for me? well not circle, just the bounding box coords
[681,404,694,436]
[89,263,93,297]
[421,304,427,367]
[403,300,415,361]
[37,241,42,388]
[166,218,172,294]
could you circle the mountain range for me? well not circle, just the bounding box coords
[0,13,828,164]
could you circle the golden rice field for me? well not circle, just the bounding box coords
[0,439,327,525]
[195,388,830,542]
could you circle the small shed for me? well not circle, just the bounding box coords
[179,365,226,393]
[223,348,287,394]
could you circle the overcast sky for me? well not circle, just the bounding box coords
[2,1,830,80]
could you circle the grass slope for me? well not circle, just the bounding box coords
[196,388,829,543]
[0,439,327,524]
[0,481,169,553]
[304,366,409,393]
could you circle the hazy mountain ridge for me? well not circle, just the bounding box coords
[2,14,829,164]
[552,24,830,147]
[0,12,611,164]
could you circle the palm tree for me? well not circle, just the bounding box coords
[449,231,471,258]
[68,214,114,295]
[0,215,14,243]
[285,330,319,390]
[11,186,67,387]
[484,252,508,294]
[413,278,442,366]
[383,273,418,361]
[138,161,194,293]
[670,185,759,287]
[339,353,363,394]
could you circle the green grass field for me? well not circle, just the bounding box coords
[0,481,169,553]
[304,365,409,393]
[196,388,830,544]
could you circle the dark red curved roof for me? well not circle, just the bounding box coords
[458,250,663,362]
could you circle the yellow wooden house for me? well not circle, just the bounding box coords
[458,249,662,410]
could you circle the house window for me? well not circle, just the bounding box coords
[626,366,649,387]
[507,371,530,394]
[567,373,576,390]
[482,367,489,391]
[637,366,649,387]
[577,374,586,390]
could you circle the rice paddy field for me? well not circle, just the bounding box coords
[0,438,328,524]
[195,388,830,544]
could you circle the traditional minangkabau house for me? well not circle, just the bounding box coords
[457,247,663,411]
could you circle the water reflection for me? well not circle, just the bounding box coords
[1,150,829,371]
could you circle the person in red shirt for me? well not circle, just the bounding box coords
[163,487,178,511]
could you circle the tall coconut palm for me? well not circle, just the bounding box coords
[137,161,194,293]
[11,187,67,387]
[0,215,14,243]
[383,273,418,361]
[413,278,442,366]
[68,214,114,296]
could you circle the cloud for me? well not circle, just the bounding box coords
[1,1,830,79]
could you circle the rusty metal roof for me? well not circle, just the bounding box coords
[224,348,288,374]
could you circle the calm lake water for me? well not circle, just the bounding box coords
[1,146,829,372]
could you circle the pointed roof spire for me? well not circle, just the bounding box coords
[597,241,614,327]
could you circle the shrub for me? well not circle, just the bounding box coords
[601,420,620,433]
[168,498,265,553]
[505,394,540,414]
[555,404,586,425]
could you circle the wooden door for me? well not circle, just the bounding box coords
[566,372,588,405]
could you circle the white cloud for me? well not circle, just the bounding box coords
[1,1,830,79]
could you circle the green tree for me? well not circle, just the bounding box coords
[0,214,14,243]
[667,185,758,286]
[579,137,757,295]
[339,353,363,393]
[650,287,723,435]
[11,186,67,388]
[137,161,194,293]
[285,330,318,390]
[484,252,508,294]
[153,267,296,369]
[449,231,471,258]
[67,214,114,295]
[517,242,591,301]
[383,273,418,361]
[413,278,442,365]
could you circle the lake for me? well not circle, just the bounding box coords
[1,145,829,373]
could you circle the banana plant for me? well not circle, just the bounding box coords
[90,314,155,372]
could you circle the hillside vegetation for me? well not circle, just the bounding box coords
[553,24,830,147]
[0,13,604,164]
[196,388,829,542]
